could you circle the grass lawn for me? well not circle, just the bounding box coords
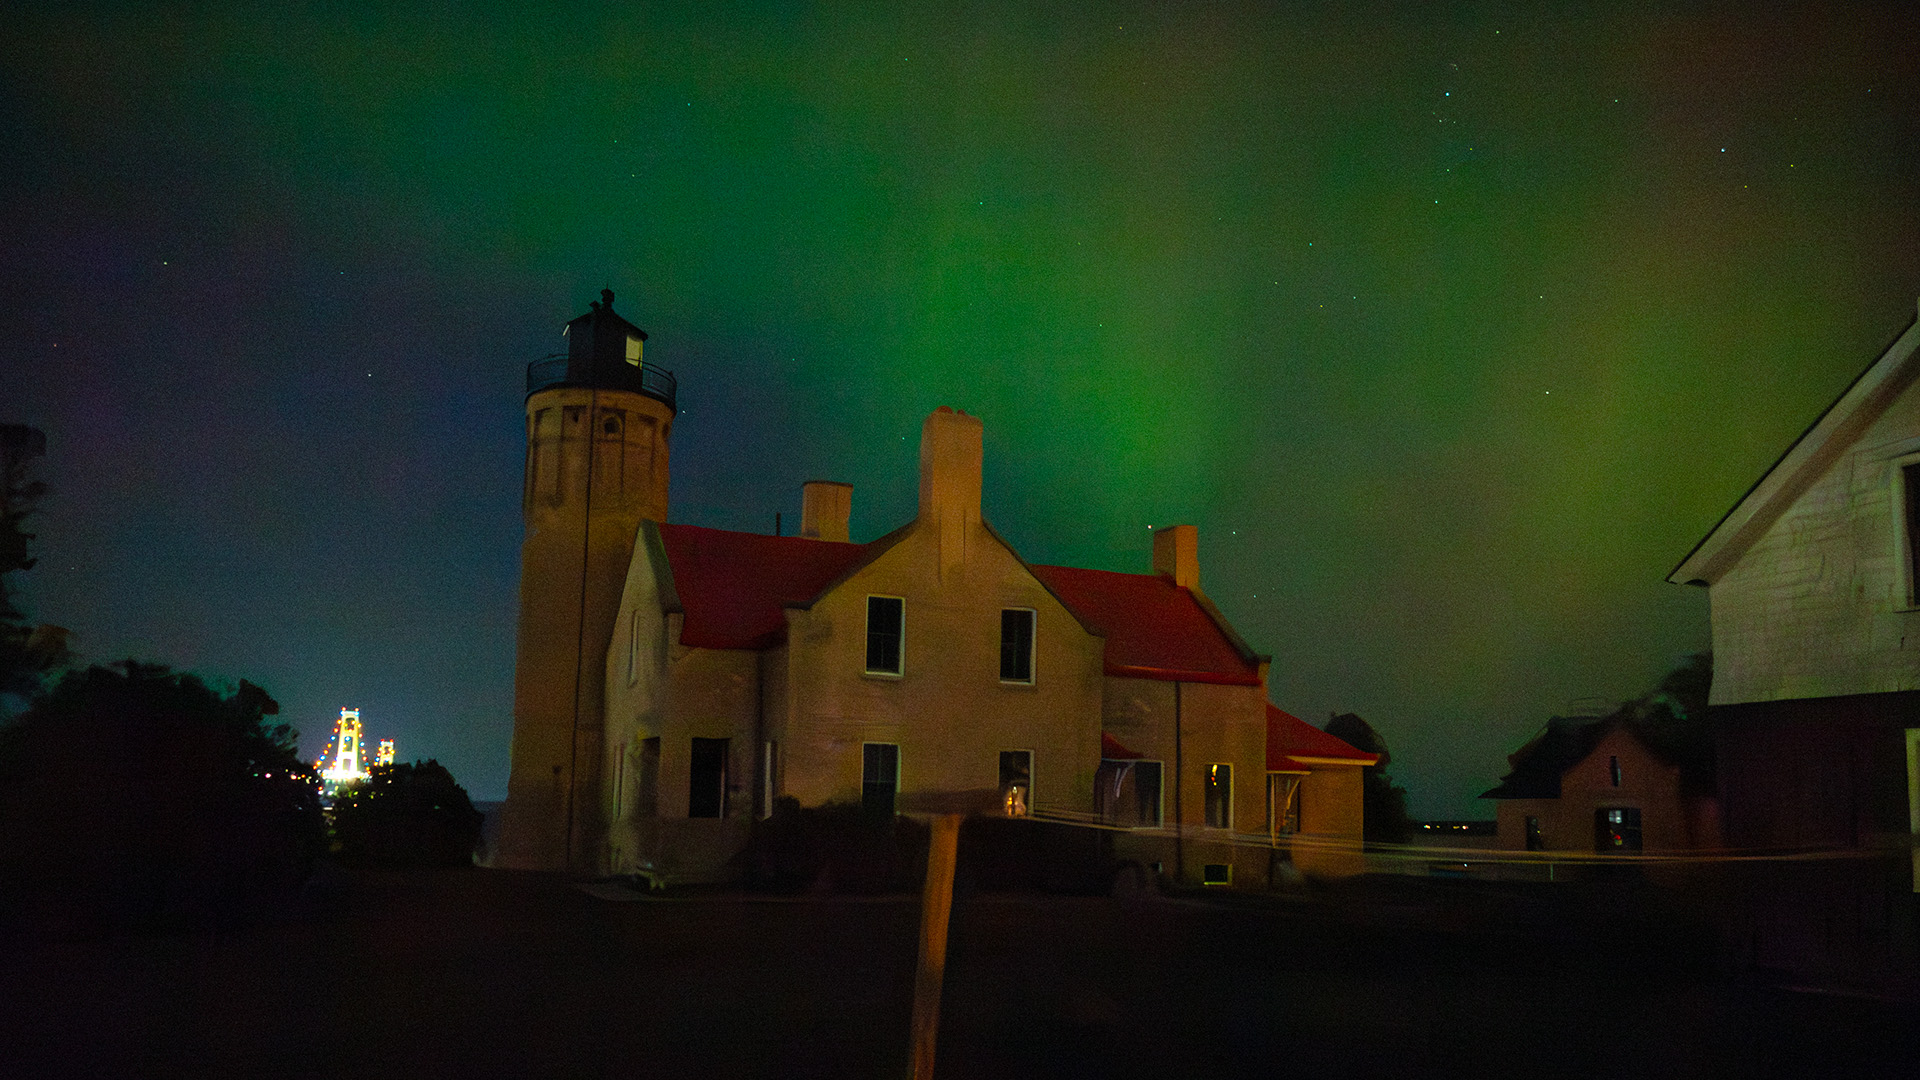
[3,866,1914,1078]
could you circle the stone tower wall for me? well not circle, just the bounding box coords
[499,385,672,870]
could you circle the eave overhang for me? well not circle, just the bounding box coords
[1669,301,1920,587]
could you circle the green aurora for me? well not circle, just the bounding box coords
[4,1,1918,815]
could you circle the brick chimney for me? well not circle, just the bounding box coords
[918,407,983,579]
[1153,524,1199,590]
[799,481,852,542]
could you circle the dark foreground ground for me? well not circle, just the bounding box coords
[3,867,1914,1079]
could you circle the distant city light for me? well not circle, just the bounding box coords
[317,709,396,792]
[320,708,369,784]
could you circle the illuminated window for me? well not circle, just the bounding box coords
[999,608,1035,683]
[1266,773,1301,836]
[863,742,899,819]
[865,596,903,675]
[1204,763,1233,828]
[999,750,1032,816]
[1594,806,1642,853]
[1096,759,1163,827]
[625,335,642,365]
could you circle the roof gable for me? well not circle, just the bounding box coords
[655,519,1266,684]
[1670,301,1920,586]
[655,523,881,650]
[1265,705,1379,771]
[1028,564,1262,686]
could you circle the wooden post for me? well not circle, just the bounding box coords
[908,813,963,1080]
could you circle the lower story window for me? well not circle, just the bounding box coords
[1594,806,1642,853]
[1266,773,1301,836]
[1204,763,1233,829]
[998,750,1032,816]
[863,742,899,820]
[1095,759,1163,827]
[1525,814,1543,851]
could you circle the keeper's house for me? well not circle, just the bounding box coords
[496,293,1374,885]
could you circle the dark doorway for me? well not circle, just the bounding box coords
[638,737,660,817]
[690,737,729,818]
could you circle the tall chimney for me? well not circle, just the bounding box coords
[1153,524,1199,590]
[799,481,853,542]
[918,407,984,579]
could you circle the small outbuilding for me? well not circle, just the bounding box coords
[1481,716,1718,854]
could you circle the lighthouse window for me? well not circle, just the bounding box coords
[625,335,642,364]
[603,413,622,436]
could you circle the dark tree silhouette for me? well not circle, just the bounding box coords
[1628,652,1716,794]
[329,759,484,867]
[0,663,323,932]
[1,425,66,704]
[1324,712,1416,844]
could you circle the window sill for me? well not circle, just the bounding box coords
[998,679,1037,689]
[861,670,904,681]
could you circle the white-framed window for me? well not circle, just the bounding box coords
[999,608,1036,683]
[1096,759,1163,827]
[865,596,904,676]
[1893,453,1920,610]
[1266,773,1302,838]
[998,749,1032,816]
[1904,727,1917,894]
[760,740,779,820]
[1204,763,1233,829]
[626,608,640,686]
[862,741,900,818]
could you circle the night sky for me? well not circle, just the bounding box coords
[5,1,1918,816]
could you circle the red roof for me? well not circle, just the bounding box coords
[656,523,877,649]
[653,523,1263,685]
[1266,704,1378,771]
[1029,564,1261,686]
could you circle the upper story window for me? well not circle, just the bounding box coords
[625,335,643,365]
[866,596,904,675]
[626,609,640,686]
[999,608,1035,683]
[1904,462,1920,606]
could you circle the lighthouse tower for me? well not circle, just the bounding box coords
[498,290,676,870]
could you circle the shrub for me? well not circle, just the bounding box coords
[747,798,927,894]
[0,663,323,932]
[329,759,483,867]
